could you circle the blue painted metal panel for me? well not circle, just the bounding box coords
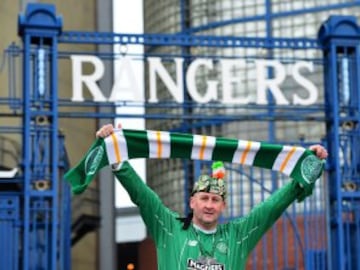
[319,15,360,270]
[0,196,19,270]
[17,3,64,270]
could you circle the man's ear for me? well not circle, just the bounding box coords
[189,196,195,210]
[221,200,226,210]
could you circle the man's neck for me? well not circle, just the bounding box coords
[192,223,217,234]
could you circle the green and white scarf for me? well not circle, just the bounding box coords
[64,129,324,195]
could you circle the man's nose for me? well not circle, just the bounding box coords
[205,200,214,208]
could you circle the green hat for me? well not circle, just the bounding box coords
[192,161,227,199]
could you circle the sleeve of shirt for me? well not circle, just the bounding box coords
[112,161,178,245]
[232,180,303,255]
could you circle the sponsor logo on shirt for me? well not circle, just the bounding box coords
[187,258,225,270]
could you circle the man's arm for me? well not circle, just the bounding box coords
[231,144,328,255]
[97,124,178,245]
[232,179,302,255]
[113,161,179,245]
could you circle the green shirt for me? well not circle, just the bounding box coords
[114,161,303,270]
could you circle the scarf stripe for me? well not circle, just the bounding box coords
[274,146,305,175]
[64,129,324,195]
[170,132,193,159]
[124,129,148,158]
[235,140,260,166]
[147,130,171,158]
[212,137,238,161]
[191,135,216,160]
[105,129,129,163]
[253,143,282,169]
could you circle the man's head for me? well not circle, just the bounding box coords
[190,161,227,230]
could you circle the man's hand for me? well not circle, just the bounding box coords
[96,123,123,171]
[309,144,328,160]
[96,123,122,138]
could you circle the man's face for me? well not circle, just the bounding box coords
[190,192,226,230]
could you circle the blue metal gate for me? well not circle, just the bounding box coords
[1,2,360,270]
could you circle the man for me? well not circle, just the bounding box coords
[96,123,328,270]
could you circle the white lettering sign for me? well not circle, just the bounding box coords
[71,55,319,105]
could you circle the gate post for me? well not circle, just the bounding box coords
[18,4,65,270]
[318,16,360,270]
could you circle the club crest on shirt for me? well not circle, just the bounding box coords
[216,241,228,254]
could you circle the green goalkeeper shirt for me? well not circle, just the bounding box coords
[114,161,303,270]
